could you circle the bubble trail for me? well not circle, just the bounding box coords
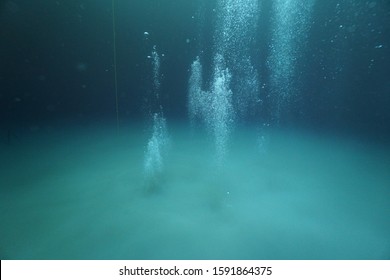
[268,0,315,122]
[143,113,169,192]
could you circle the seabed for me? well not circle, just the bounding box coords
[1,122,389,259]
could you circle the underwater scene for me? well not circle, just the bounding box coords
[0,0,389,259]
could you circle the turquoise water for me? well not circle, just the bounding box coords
[1,0,389,260]
[1,123,389,259]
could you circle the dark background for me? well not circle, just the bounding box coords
[1,0,389,141]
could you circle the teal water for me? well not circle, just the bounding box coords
[1,123,389,259]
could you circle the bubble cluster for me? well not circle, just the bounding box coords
[144,113,169,189]
[210,55,234,165]
[151,45,161,95]
[188,0,260,167]
[215,0,260,119]
[188,57,206,125]
[215,0,258,55]
[143,44,169,191]
[189,55,234,167]
[268,0,315,121]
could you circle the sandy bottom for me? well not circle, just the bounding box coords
[1,122,389,259]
